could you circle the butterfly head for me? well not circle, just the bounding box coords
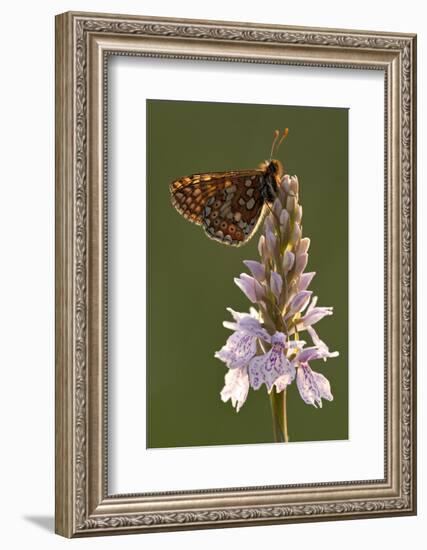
[265,159,283,177]
[259,159,283,202]
[260,158,283,180]
[264,127,288,186]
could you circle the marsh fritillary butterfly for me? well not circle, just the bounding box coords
[170,129,289,246]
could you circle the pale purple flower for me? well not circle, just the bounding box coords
[282,250,295,274]
[258,234,266,258]
[300,296,333,327]
[273,198,282,218]
[294,252,308,278]
[299,271,315,291]
[286,195,297,215]
[280,209,289,226]
[289,223,301,246]
[215,308,269,369]
[298,237,310,255]
[273,369,296,393]
[234,273,265,303]
[216,172,339,420]
[293,347,334,408]
[270,271,283,299]
[281,174,291,194]
[279,209,290,240]
[265,229,277,256]
[248,333,304,392]
[296,366,333,408]
[285,290,312,319]
[243,260,266,282]
[220,367,249,412]
[307,325,339,360]
[289,175,299,194]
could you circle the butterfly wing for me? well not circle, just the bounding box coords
[201,172,267,246]
[170,173,221,226]
[170,170,267,246]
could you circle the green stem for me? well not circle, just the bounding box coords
[269,388,289,443]
[283,388,289,442]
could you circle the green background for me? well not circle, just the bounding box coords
[146,99,348,448]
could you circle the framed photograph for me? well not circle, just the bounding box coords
[55,11,417,537]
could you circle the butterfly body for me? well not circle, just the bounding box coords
[170,159,283,246]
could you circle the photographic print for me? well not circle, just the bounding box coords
[56,13,416,536]
[147,99,348,448]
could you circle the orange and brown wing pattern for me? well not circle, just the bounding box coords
[201,172,267,246]
[170,173,228,225]
[170,170,267,246]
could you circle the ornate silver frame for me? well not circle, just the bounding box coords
[55,11,417,537]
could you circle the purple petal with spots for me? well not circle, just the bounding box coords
[297,346,323,364]
[296,365,333,408]
[274,365,296,392]
[215,331,257,369]
[248,333,289,391]
[220,367,249,412]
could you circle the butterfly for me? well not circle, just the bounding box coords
[170,129,289,247]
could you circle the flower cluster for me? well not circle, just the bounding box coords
[215,174,338,413]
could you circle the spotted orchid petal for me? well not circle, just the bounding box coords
[296,346,324,363]
[274,366,296,392]
[248,332,290,391]
[215,331,258,369]
[296,365,333,408]
[220,367,249,412]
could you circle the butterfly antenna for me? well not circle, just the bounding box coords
[276,128,289,152]
[269,129,280,161]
